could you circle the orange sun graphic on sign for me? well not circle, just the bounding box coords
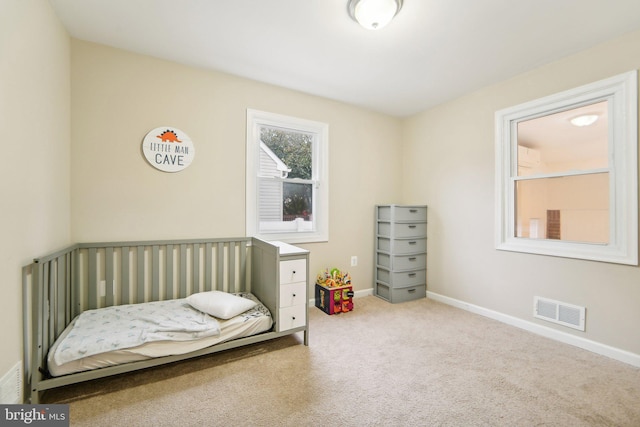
[156,129,182,143]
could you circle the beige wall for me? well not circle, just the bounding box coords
[0,1,70,379]
[4,2,640,389]
[402,29,640,355]
[70,39,402,295]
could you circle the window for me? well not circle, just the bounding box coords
[246,109,328,243]
[495,71,638,265]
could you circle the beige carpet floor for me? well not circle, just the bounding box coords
[46,296,640,426]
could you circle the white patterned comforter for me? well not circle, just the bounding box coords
[54,299,220,365]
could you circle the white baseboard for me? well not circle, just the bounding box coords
[427,291,640,368]
[354,288,374,298]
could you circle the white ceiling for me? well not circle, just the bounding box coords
[49,0,640,117]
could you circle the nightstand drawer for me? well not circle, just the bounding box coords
[279,282,306,308]
[279,259,307,285]
[376,268,426,287]
[377,253,426,271]
[378,222,427,238]
[377,237,426,255]
[375,283,426,303]
[278,304,306,331]
[377,206,427,221]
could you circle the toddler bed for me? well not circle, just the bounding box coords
[23,237,309,403]
[47,292,272,377]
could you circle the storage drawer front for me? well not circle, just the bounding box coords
[279,282,306,308]
[279,259,307,285]
[377,206,427,221]
[377,237,426,255]
[377,253,426,271]
[376,268,426,287]
[278,304,306,331]
[375,283,426,303]
[378,222,427,238]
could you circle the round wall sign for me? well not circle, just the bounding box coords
[142,127,195,172]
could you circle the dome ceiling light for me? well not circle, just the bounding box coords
[347,0,404,30]
[570,114,599,127]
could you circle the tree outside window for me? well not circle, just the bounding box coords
[260,127,313,222]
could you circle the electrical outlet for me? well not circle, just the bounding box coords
[350,256,358,267]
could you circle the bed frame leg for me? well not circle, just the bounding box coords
[304,329,309,346]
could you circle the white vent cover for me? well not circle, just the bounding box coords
[534,296,585,331]
[0,362,22,404]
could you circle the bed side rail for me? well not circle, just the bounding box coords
[75,237,252,311]
[23,244,78,404]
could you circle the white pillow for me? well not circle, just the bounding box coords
[186,291,257,320]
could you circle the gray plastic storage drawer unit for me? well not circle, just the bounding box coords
[375,204,427,303]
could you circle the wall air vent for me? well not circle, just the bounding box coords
[534,296,585,331]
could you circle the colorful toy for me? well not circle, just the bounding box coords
[315,266,354,315]
[316,268,351,287]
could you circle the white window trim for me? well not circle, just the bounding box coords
[246,109,329,243]
[495,71,638,265]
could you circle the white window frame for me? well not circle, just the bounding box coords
[246,109,329,243]
[495,71,638,265]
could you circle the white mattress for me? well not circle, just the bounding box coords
[47,293,272,377]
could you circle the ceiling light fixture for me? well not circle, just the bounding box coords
[570,114,599,127]
[347,0,403,30]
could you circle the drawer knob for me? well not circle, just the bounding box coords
[292,270,296,274]
[292,293,297,297]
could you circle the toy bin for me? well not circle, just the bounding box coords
[315,283,354,315]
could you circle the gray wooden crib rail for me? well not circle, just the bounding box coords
[23,237,277,404]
